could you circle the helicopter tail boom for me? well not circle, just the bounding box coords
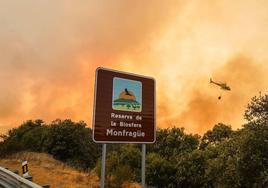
[210,78,222,87]
[210,78,217,84]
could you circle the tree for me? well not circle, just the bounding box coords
[0,119,49,156]
[238,122,268,187]
[200,123,233,149]
[206,94,268,187]
[45,119,101,169]
[95,144,141,187]
[148,127,200,159]
[174,150,211,188]
[240,94,268,186]
[244,94,268,123]
[204,131,242,188]
[146,153,176,188]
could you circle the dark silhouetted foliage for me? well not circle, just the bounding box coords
[200,123,233,149]
[0,119,101,170]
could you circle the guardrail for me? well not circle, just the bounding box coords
[0,166,43,188]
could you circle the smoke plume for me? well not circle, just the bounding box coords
[1,1,268,134]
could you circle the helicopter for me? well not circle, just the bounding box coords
[210,78,231,91]
[210,78,231,100]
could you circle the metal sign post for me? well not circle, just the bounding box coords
[92,68,155,188]
[100,144,107,188]
[141,144,146,188]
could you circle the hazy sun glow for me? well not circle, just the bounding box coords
[1,0,268,134]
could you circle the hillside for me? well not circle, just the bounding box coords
[0,152,99,188]
[0,152,141,188]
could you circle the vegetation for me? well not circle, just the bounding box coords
[1,94,268,187]
[0,119,101,170]
[0,151,100,188]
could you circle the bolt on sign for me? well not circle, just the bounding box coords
[92,67,156,143]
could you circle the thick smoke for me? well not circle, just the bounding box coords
[1,1,268,134]
[0,0,180,132]
[177,56,268,134]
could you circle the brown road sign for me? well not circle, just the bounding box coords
[92,67,156,143]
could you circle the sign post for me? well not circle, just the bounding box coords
[100,144,106,188]
[142,144,146,188]
[92,67,156,187]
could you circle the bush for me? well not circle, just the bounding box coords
[0,119,101,170]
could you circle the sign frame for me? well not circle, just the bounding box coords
[92,67,156,144]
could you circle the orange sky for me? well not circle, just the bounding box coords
[1,0,268,134]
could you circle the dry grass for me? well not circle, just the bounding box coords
[0,152,141,188]
[0,152,99,188]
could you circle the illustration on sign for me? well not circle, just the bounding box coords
[112,77,142,112]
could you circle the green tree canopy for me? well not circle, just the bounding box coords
[148,127,200,159]
[245,94,268,123]
[200,123,233,149]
